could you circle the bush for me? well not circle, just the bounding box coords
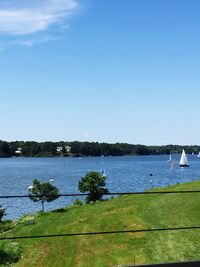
[17,215,37,224]
[0,241,21,266]
[0,206,6,222]
[0,221,13,234]
[73,199,84,206]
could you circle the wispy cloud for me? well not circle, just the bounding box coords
[0,0,79,35]
[0,35,65,49]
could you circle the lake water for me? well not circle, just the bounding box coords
[1,155,200,220]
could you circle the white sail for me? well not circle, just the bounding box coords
[168,153,175,169]
[197,152,200,158]
[179,149,189,166]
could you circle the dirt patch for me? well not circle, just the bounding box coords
[75,226,90,265]
[103,207,135,216]
[37,244,51,267]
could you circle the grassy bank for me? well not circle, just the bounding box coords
[2,181,200,266]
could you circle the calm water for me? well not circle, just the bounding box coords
[1,155,200,220]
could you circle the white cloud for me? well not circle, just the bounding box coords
[0,35,65,47]
[0,0,79,35]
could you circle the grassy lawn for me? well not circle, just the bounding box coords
[2,180,200,266]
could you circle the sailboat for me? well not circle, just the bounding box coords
[179,149,189,167]
[197,152,200,158]
[168,153,175,169]
[168,153,173,162]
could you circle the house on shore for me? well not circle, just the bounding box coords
[15,147,22,156]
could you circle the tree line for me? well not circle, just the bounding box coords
[0,140,200,158]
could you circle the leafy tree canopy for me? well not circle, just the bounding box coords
[78,171,109,203]
[28,179,60,212]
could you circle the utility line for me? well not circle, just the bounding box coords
[1,226,200,240]
[1,190,200,241]
[0,190,200,198]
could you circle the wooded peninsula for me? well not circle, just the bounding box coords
[0,140,199,158]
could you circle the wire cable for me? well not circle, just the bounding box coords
[1,190,200,198]
[1,225,200,240]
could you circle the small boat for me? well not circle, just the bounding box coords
[197,152,200,158]
[100,169,107,178]
[179,149,189,167]
[49,179,55,183]
[27,185,34,192]
[168,153,175,169]
[168,153,174,163]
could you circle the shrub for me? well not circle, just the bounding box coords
[0,206,6,222]
[0,241,21,265]
[73,199,84,206]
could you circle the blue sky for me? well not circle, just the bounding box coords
[0,0,200,145]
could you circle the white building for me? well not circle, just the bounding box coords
[15,147,22,155]
[65,146,71,153]
[57,146,63,153]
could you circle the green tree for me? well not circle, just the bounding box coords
[28,179,60,212]
[0,205,6,222]
[78,171,109,203]
[0,142,11,157]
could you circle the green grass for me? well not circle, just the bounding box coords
[2,181,200,266]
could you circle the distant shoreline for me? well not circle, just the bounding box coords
[0,140,199,158]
